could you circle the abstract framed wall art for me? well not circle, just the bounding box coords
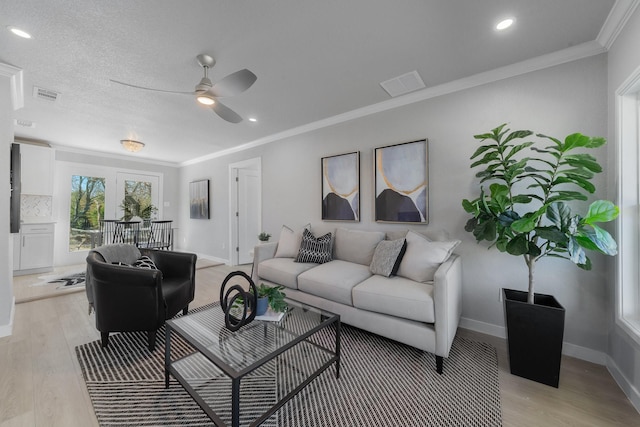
[374,139,428,223]
[321,151,360,221]
[189,179,210,219]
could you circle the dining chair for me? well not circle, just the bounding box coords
[114,220,141,246]
[99,219,119,245]
[141,220,173,250]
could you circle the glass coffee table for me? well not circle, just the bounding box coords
[165,299,341,427]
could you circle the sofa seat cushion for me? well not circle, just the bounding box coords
[258,258,317,290]
[352,275,435,323]
[298,260,372,306]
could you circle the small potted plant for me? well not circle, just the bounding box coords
[462,124,619,387]
[258,232,271,242]
[255,283,286,315]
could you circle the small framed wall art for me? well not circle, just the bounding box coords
[189,179,210,219]
[321,151,360,221]
[374,139,428,223]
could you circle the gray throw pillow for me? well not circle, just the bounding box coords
[370,238,407,277]
[295,229,333,264]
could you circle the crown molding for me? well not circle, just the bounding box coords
[597,0,640,49]
[182,40,607,167]
[0,62,24,110]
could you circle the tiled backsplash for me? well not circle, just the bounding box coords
[21,195,52,219]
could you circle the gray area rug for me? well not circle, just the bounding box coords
[76,304,502,426]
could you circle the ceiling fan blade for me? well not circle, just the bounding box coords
[208,69,257,97]
[210,100,243,123]
[110,79,196,95]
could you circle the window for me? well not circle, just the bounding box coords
[69,175,105,252]
[116,173,160,221]
[616,70,640,344]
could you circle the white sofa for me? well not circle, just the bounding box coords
[251,225,462,373]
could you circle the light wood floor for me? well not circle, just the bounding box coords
[1,263,638,426]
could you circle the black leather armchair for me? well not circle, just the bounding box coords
[86,246,197,351]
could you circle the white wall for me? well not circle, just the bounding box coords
[606,4,640,410]
[180,54,610,355]
[0,69,16,336]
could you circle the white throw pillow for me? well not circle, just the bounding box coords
[397,230,460,282]
[274,224,309,258]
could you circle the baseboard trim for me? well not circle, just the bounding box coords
[460,316,608,365]
[607,356,640,413]
[0,297,16,338]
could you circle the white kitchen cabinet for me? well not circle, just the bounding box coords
[19,143,54,196]
[14,223,55,275]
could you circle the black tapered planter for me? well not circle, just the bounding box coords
[503,288,565,388]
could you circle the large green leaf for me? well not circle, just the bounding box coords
[552,175,595,193]
[535,226,568,244]
[568,237,587,265]
[563,154,602,173]
[473,219,497,242]
[585,136,606,149]
[503,129,533,143]
[462,199,477,214]
[546,202,571,229]
[511,216,536,233]
[470,151,500,168]
[504,142,534,161]
[464,217,478,233]
[547,191,589,203]
[470,144,495,160]
[506,234,529,255]
[583,200,619,224]
[576,224,618,255]
[498,210,520,226]
[562,133,592,151]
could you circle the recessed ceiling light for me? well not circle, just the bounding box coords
[248,117,257,122]
[496,18,514,31]
[8,26,32,39]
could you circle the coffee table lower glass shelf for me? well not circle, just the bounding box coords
[165,299,341,427]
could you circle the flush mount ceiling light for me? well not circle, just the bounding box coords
[496,18,515,31]
[7,26,32,39]
[120,139,145,153]
[248,117,257,122]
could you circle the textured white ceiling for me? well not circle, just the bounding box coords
[0,0,618,164]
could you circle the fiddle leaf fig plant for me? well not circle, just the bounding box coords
[462,124,619,304]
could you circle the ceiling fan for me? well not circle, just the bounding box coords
[110,54,257,123]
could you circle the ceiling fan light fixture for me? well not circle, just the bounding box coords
[197,94,215,105]
[121,139,145,153]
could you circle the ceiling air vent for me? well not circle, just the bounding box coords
[380,70,426,97]
[14,119,36,128]
[33,86,61,103]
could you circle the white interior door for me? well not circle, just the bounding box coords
[237,168,260,264]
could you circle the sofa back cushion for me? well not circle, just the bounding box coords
[397,230,460,282]
[334,228,385,266]
[275,224,309,258]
